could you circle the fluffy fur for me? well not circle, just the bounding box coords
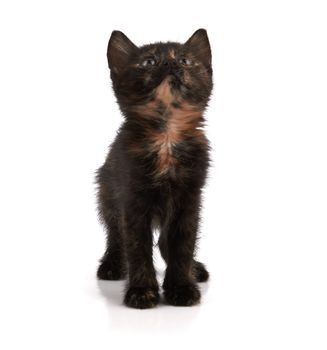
[96,29,213,308]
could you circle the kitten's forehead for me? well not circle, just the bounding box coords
[139,42,183,57]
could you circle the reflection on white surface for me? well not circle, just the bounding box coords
[96,271,209,333]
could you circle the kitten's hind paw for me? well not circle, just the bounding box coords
[193,260,209,282]
[164,284,201,306]
[97,261,125,280]
[124,287,159,309]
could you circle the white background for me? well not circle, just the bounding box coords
[0,0,326,349]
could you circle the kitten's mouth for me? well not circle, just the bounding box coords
[165,73,183,90]
[154,73,187,98]
[168,74,192,93]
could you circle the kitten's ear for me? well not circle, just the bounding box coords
[107,31,138,74]
[184,29,211,67]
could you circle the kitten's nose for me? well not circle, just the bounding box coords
[163,59,178,68]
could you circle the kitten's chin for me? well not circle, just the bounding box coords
[164,74,184,92]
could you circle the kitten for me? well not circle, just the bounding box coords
[96,29,213,309]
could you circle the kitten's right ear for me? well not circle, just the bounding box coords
[107,31,138,75]
[185,29,211,68]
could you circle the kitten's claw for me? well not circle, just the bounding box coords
[124,287,159,309]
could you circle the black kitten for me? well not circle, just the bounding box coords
[96,29,213,309]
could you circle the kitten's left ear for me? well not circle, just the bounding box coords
[185,29,212,68]
[107,30,138,75]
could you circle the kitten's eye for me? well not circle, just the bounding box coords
[179,58,192,66]
[142,58,156,67]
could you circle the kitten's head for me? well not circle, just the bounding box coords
[107,29,213,112]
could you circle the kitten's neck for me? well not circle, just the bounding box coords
[121,78,207,143]
[124,101,205,133]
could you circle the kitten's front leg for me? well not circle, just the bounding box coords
[122,203,159,309]
[163,194,201,306]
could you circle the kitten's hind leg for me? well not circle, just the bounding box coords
[96,177,126,280]
[97,214,126,280]
[192,260,209,283]
[159,238,209,283]
[97,222,126,281]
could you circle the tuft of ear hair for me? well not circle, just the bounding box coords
[107,31,138,75]
[185,29,212,68]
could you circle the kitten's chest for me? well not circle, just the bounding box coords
[129,78,206,178]
[147,110,205,178]
[149,121,180,177]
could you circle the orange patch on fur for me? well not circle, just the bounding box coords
[151,133,178,175]
[169,103,202,132]
[156,78,174,105]
[128,79,206,176]
[149,102,204,176]
[131,100,158,117]
[168,49,176,59]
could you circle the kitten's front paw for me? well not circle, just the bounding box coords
[97,261,125,280]
[124,287,159,309]
[164,284,201,306]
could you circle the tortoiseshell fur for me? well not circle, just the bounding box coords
[96,29,213,308]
